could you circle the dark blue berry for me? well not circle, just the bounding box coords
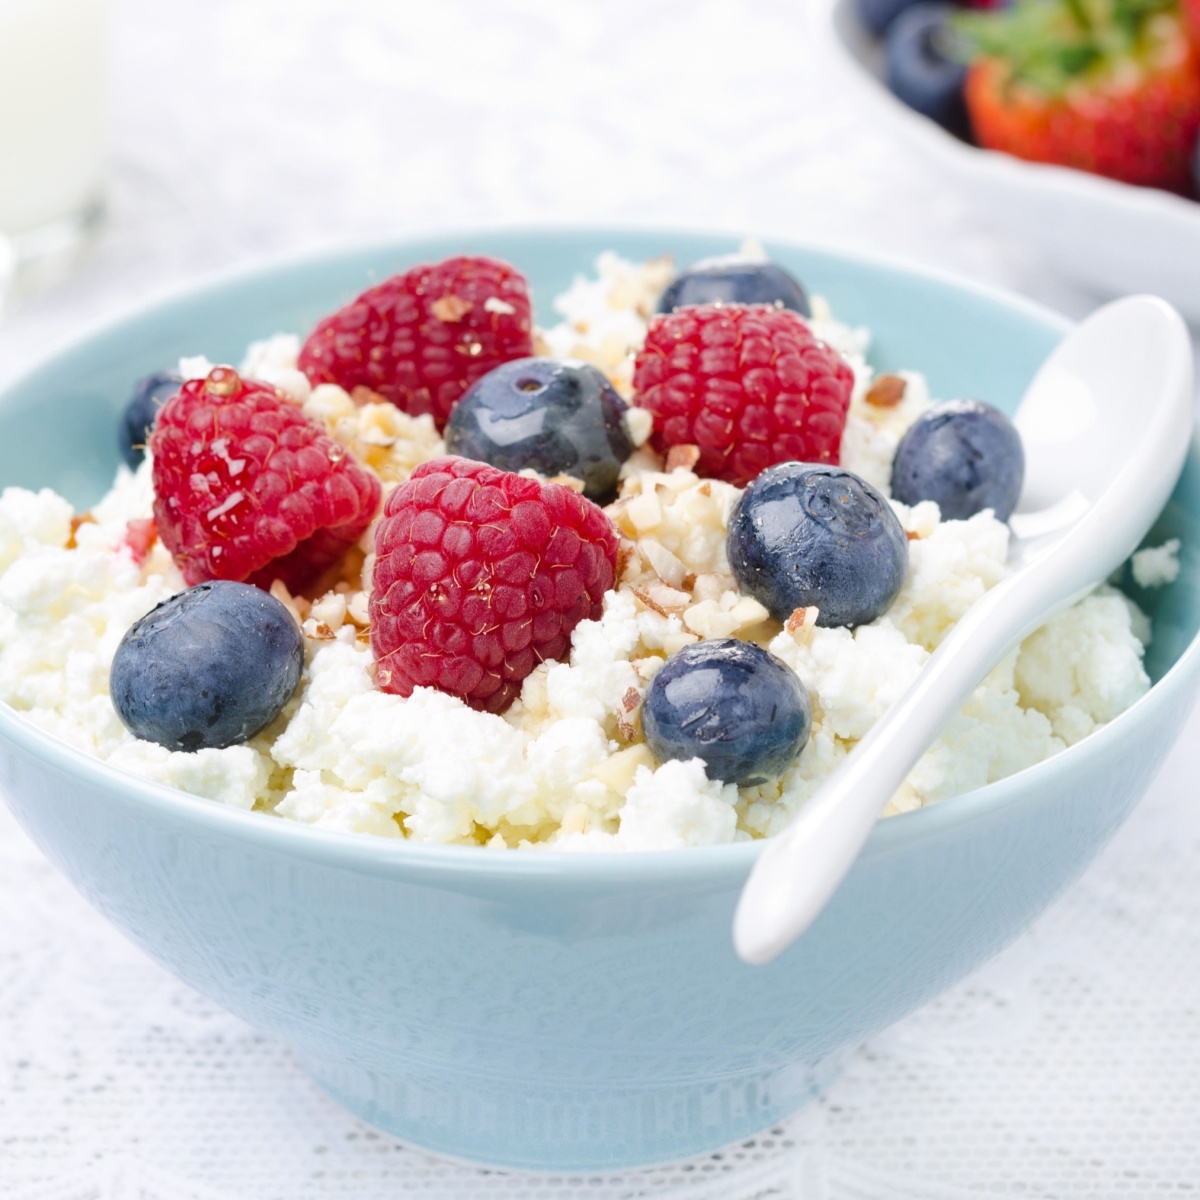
[891,399,1024,521]
[110,581,304,752]
[657,258,810,318]
[119,371,182,469]
[885,4,971,141]
[857,0,925,34]
[444,357,633,502]
[728,462,909,628]
[642,638,811,786]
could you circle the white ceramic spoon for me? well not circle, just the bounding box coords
[734,295,1194,966]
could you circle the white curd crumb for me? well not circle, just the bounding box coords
[178,354,214,381]
[1131,539,1181,589]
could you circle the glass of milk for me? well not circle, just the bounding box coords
[0,0,109,280]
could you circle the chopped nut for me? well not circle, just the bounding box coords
[311,592,348,630]
[483,296,517,316]
[631,656,666,682]
[431,294,473,322]
[546,473,586,493]
[691,572,727,603]
[347,591,371,626]
[907,529,921,540]
[559,802,590,836]
[640,538,688,589]
[728,596,771,627]
[630,586,668,616]
[626,490,663,532]
[865,374,907,408]
[615,537,639,582]
[665,444,702,472]
[616,686,643,741]
[885,781,922,814]
[302,618,337,641]
[622,406,654,448]
[785,606,820,644]
[66,512,96,549]
[683,599,740,639]
[645,582,691,612]
[662,629,700,655]
[350,385,388,407]
[269,580,307,626]
[592,743,654,794]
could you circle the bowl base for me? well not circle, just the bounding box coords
[300,1049,850,1172]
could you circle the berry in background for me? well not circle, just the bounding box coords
[444,357,633,502]
[728,462,909,627]
[110,581,304,751]
[886,3,973,139]
[657,258,811,318]
[958,0,1200,192]
[120,370,182,469]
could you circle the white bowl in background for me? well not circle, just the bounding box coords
[808,0,1200,323]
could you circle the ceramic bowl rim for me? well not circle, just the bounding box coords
[1,221,1197,884]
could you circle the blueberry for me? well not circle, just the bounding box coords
[885,4,971,141]
[728,462,909,628]
[119,370,182,469]
[857,0,925,34]
[642,638,811,786]
[657,258,811,318]
[891,399,1024,521]
[444,357,633,502]
[110,581,304,752]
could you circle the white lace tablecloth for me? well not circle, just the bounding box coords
[2,2,1199,1196]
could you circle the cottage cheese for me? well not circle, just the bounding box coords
[0,253,1170,850]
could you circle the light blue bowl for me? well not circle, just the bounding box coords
[1,229,1197,1172]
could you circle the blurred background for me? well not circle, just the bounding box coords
[2,2,1198,1198]
[0,0,1104,373]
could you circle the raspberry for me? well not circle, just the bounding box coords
[369,456,619,713]
[150,367,382,592]
[632,304,854,487]
[297,255,535,429]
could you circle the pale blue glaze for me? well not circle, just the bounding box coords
[1,229,1197,1171]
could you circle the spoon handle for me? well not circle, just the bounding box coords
[734,552,1084,964]
[733,295,1193,967]
[733,559,1089,966]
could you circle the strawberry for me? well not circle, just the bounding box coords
[957,0,1200,193]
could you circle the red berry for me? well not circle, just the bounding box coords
[631,304,854,488]
[369,456,619,714]
[150,367,381,591]
[297,255,535,430]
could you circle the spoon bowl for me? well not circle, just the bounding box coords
[734,295,1195,966]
